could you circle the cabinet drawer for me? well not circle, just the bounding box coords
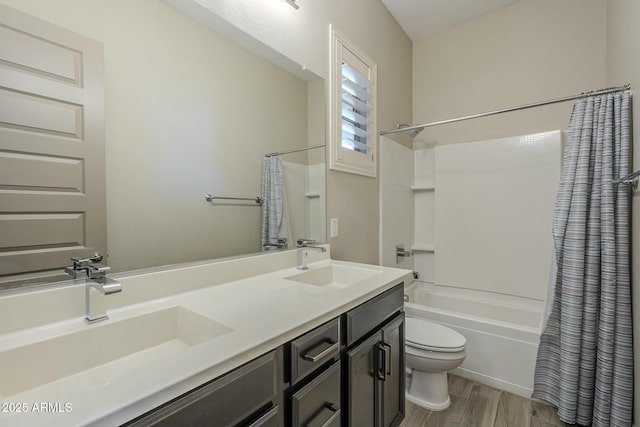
[291,360,341,427]
[344,283,403,346]
[290,317,340,385]
[124,350,279,427]
[246,405,280,427]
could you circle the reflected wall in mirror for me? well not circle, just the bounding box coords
[0,0,326,289]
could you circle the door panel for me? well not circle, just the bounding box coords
[0,88,83,137]
[0,4,105,282]
[0,23,82,84]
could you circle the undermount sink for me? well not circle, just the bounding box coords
[0,307,232,398]
[285,264,381,287]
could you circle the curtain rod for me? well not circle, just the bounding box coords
[380,84,631,136]
[265,144,325,157]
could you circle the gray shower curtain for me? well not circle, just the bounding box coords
[261,156,286,249]
[533,91,633,426]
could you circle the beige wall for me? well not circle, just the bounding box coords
[414,0,638,418]
[413,0,606,147]
[606,0,640,420]
[192,0,414,264]
[0,0,310,272]
[1,0,412,269]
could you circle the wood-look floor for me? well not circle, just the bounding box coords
[399,374,581,427]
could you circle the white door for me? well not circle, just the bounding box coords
[0,4,105,283]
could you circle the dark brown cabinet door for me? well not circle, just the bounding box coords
[345,312,405,427]
[346,331,381,427]
[380,313,405,427]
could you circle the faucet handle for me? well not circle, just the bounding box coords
[296,238,316,247]
[64,266,86,279]
[66,252,106,279]
[70,252,104,269]
[87,263,110,280]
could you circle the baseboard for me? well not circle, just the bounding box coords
[451,366,533,398]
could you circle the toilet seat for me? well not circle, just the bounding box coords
[405,318,466,353]
[407,341,465,353]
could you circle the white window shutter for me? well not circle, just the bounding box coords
[329,25,377,177]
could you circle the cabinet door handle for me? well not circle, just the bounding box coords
[377,343,387,381]
[302,340,339,362]
[247,405,279,427]
[306,403,341,427]
[382,342,392,376]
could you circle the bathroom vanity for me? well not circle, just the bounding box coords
[125,284,405,427]
[0,247,411,427]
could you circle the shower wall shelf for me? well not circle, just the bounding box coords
[412,148,436,284]
[410,185,434,191]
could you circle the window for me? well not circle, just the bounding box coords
[329,25,377,177]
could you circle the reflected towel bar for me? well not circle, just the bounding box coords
[205,194,263,204]
[265,144,325,157]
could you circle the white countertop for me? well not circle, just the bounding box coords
[0,252,411,427]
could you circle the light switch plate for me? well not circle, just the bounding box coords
[330,218,339,238]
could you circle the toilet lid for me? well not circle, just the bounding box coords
[405,317,466,352]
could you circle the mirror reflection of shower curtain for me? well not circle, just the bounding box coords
[280,159,304,247]
[281,171,294,246]
[261,156,287,249]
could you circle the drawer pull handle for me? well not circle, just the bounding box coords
[306,403,341,427]
[302,340,339,362]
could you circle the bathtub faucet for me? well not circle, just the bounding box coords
[396,244,412,264]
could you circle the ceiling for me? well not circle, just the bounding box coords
[381,0,525,42]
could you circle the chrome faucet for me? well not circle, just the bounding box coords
[296,239,327,270]
[263,238,289,250]
[65,253,122,323]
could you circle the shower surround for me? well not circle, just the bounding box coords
[379,130,563,395]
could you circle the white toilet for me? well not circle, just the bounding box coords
[405,317,467,411]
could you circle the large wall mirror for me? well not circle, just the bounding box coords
[0,0,326,290]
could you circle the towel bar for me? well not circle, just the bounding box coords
[205,194,263,204]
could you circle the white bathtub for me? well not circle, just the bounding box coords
[404,282,543,397]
